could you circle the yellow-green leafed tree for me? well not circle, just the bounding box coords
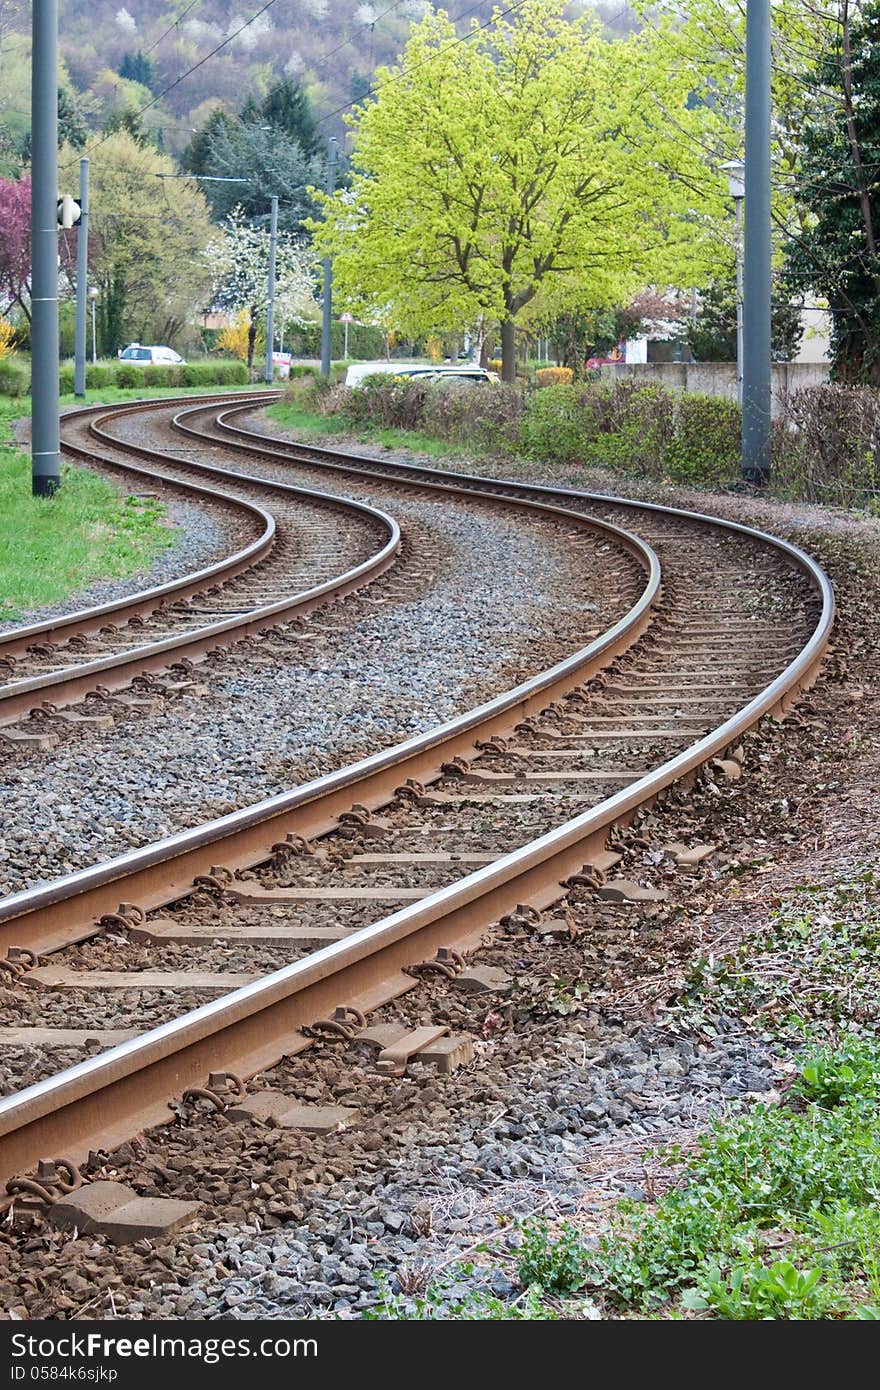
[312,0,732,381]
[633,0,846,236]
[66,132,215,349]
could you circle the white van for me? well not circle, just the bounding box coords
[344,361,500,388]
[344,361,424,387]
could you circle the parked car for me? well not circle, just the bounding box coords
[118,343,186,366]
[344,361,499,388]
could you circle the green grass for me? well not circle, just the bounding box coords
[60,382,275,408]
[0,397,180,620]
[266,400,477,459]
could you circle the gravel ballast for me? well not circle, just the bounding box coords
[0,418,876,1321]
[0,431,637,893]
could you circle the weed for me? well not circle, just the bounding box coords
[683,1260,846,1320]
[670,870,880,1037]
[516,1219,590,1293]
[794,1036,880,1108]
[587,1035,880,1317]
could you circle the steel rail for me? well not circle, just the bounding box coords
[0,559,831,1180]
[0,512,658,954]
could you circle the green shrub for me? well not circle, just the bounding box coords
[518,380,738,483]
[115,363,140,388]
[84,364,114,388]
[0,358,28,397]
[217,359,248,385]
[181,360,247,387]
[519,384,585,462]
[58,365,74,394]
[664,393,740,484]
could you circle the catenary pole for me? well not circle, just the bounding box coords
[735,194,744,405]
[31,0,61,496]
[264,194,278,386]
[320,137,337,378]
[741,0,772,485]
[73,157,89,399]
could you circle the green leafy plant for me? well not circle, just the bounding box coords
[683,1261,845,1320]
[516,1218,590,1293]
[587,1035,880,1317]
[794,1037,880,1108]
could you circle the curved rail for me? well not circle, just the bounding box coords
[0,397,401,723]
[0,394,277,658]
[0,511,659,950]
[0,440,832,1181]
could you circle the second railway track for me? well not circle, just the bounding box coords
[0,393,833,1199]
[0,394,402,732]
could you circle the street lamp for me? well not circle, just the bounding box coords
[340,311,353,359]
[723,159,745,406]
[87,286,98,364]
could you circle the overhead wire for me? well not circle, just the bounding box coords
[60,0,287,175]
[141,0,205,57]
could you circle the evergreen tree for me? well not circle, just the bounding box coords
[348,72,372,106]
[58,86,87,149]
[249,79,318,157]
[119,50,153,91]
[785,1,880,382]
[181,108,238,176]
[103,108,152,148]
[194,120,322,231]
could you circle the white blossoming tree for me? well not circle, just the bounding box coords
[207,206,319,370]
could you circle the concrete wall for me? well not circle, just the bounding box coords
[602,361,829,417]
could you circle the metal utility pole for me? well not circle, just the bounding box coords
[735,193,745,406]
[742,0,772,485]
[320,137,337,378]
[264,194,278,386]
[31,0,60,496]
[73,157,89,399]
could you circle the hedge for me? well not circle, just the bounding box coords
[52,359,249,396]
[0,359,28,397]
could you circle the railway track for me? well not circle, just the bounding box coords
[0,395,833,1203]
[0,394,400,735]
